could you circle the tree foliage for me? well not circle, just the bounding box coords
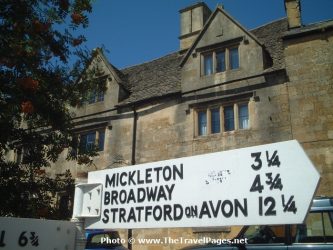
[0,0,104,217]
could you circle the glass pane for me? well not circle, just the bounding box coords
[230,47,239,69]
[244,225,285,244]
[211,108,220,134]
[86,132,96,151]
[98,130,105,151]
[97,91,104,102]
[88,92,96,104]
[198,111,207,136]
[239,104,249,129]
[216,51,226,72]
[204,54,213,75]
[79,134,87,152]
[224,106,234,131]
[296,212,324,243]
[323,212,333,241]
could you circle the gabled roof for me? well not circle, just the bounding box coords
[180,5,264,67]
[109,18,288,107]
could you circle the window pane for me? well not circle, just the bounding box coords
[198,111,207,136]
[211,108,220,134]
[224,106,234,131]
[239,104,249,129]
[296,212,324,243]
[86,132,96,151]
[230,47,239,69]
[98,130,105,151]
[88,92,96,104]
[97,91,104,102]
[216,51,226,72]
[323,212,333,241]
[203,54,213,75]
[244,225,285,244]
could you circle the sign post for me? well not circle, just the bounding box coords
[0,217,76,250]
[76,140,320,229]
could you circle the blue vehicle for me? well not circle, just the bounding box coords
[85,229,128,250]
[181,197,333,249]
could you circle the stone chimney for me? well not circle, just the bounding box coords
[284,0,302,29]
[179,2,211,51]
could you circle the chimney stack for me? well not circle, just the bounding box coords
[284,0,302,29]
[179,2,211,51]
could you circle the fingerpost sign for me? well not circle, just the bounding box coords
[80,140,320,229]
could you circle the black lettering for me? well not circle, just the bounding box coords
[146,186,158,201]
[154,167,163,183]
[163,166,172,181]
[251,152,262,170]
[153,206,162,221]
[199,201,211,218]
[127,189,136,203]
[145,206,152,221]
[104,191,110,205]
[127,207,136,222]
[137,188,146,202]
[111,191,118,205]
[119,190,127,204]
[173,164,184,180]
[102,209,109,224]
[120,172,127,186]
[105,174,116,188]
[136,206,144,222]
[235,199,248,217]
[265,197,276,216]
[221,200,233,218]
[191,206,198,218]
[146,168,152,183]
[209,200,221,218]
[157,186,167,201]
[119,208,126,222]
[163,205,172,221]
[250,174,264,193]
[137,170,144,184]
[165,184,175,200]
[128,171,136,186]
[110,208,118,223]
[173,204,183,221]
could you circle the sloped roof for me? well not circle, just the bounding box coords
[118,52,182,106]
[113,18,289,106]
[251,18,288,71]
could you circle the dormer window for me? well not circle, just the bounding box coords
[202,46,239,76]
[88,90,104,104]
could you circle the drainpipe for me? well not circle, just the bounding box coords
[128,107,137,250]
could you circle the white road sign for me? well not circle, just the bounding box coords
[0,217,76,250]
[84,140,320,229]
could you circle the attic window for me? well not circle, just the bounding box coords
[201,46,239,76]
[88,90,104,104]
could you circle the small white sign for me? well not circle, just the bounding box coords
[85,140,320,229]
[0,217,76,250]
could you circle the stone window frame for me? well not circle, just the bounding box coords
[194,101,250,137]
[200,45,240,76]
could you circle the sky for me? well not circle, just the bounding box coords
[78,0,333,69]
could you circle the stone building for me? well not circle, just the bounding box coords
[53,0,332,249]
